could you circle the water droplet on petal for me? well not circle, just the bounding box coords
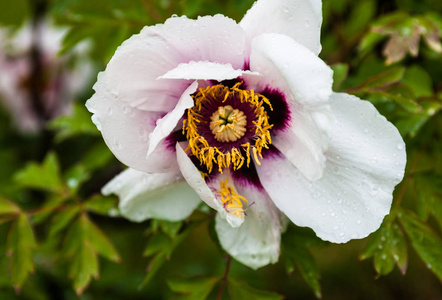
[397,143,404,150]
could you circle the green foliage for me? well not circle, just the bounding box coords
[48,103,99,142]
[141,221,202,287]
[0,0,30,27]
[227,279,284,300]
[167,276,220,300]
[0,197,20,216]
[6,213,37,291]
[282,226,325,298]
[0,0,441,298]
[360,217,408,276]
[14,152,64,194]
[398,209,442,281]
[63,214,121,295]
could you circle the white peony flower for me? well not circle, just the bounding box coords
[0,20,92,132]
[87,0,406,269]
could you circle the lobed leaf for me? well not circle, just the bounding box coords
[228,279,284,300]
[360,219,408,276]
[63,214,121,294]
[398,209,442,281]
[167,276,220,300]
[85,195,119,217]
[0,197,19,216]
[13,153,64,194]
[6,213,37,291]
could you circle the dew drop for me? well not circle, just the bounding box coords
[356,220,362,224]
[397,143,404,150]
[333,226,339,231]
[330,212,336,217]
[122,104,129,114]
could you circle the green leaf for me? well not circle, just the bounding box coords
[0,0,30,27]
[48,206,80,239]
[331,63,349,91]
[347,66,405,93]
[84,216,121,263]
[48,103,99,142]
[65,164,91,194]
[143,233,173,258]
[0,197,19,216]
[69,242,99,296]
[30,195,66,225]
[415,175,442,230]
[63,214,120,294]
[6,213,37,291]
[14,153,64,193]
[167,276,220,300]
[85,195,119,217]
[395,101,441,137]
[81,142,115,171]
[282,226,324,298]
[141,221,202,287]
[399,209,442,281]
[360,219,408,276]
[228,279,284,300]
[402,65,434,98]
[291,247,322,298]
[370,84,422,113]
[159,220,183,238]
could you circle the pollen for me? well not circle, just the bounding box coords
[183,82,273,174]
[219,178,247,219]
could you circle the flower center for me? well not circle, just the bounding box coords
[183,83,273,175]
[210,105,247,142]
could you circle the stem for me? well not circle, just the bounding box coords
[216,255,232,300]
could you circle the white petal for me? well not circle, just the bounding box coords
[105,15,246,111]
[159,61,257,81]
[240,0,322,55]
[147,81,197,157]
[273,109,329,181]
[86,73,177,173]
[102,168,200,222]
[257,93,406,243]
[215,185,283,269]
[175,143,244,227]
[250,33,333,108]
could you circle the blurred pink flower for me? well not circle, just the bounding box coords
[0,21,91,132]
[87,0,406,268]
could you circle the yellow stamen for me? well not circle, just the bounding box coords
[219,178,248,219]
[183,83,273,174]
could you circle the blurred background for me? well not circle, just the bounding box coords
[0,0,441,299]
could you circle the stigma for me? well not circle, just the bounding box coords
[210,105,247,142]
